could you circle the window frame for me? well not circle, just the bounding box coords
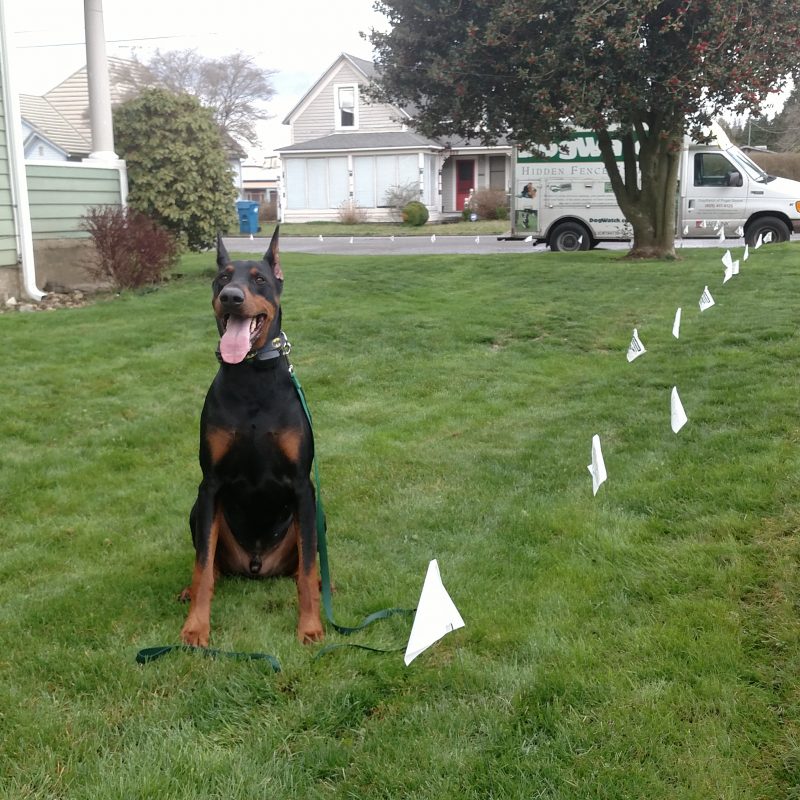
[334,83,359,130]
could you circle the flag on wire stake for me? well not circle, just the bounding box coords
[754,233,763,249]
[718,226,725,241]
[475,236,480,245]
[524,235,534,243]
[736,226,744,237]
[430,234,436,243]
[349,237,354,244]
[722,250,733,283]
[743,244,749,261]
[671,387,688,433]
[390,235,395,243]
[404,560,465,666]
[626,328,646,362]
[699,285,715,311]
[672,307,682,339]
[764,231,773,243]
[318,234,324,242]
[732,259,740,276]
[587,434,608,496]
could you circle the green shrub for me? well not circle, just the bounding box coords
[402,200,429,226]
[113,88,237,251]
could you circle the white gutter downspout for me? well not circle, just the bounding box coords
[0,0,45,301]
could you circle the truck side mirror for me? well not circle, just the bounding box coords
[726,171,743,187]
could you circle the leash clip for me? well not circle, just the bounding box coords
[273,332,292,359]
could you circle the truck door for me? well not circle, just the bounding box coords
[682,151,747,237]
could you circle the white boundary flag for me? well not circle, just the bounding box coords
[587,434,608,496]
[672,307,682,339]
[699,286,715,311]
[626,328,646,362]
[404,560,465,665]
[671,387,688,433]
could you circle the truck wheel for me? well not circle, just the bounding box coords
[550,222,591,252]
[745,216,791,246]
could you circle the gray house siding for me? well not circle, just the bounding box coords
[26,163,123,239]
[291,61,405,144]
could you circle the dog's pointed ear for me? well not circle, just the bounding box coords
[264,225,283,282]
[216,233,231,271]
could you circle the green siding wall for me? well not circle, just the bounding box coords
[0,75,17,269]
[25,163,123,239]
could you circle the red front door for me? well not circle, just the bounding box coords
[455,159,475,212]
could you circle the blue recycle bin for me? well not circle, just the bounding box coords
[236,200,260,234]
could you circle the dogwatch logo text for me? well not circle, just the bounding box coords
[519,132,639,163]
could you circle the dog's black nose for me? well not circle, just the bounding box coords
[219,286,245,307]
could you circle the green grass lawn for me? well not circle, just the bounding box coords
[229,218,509,238]
[1,244,799,798]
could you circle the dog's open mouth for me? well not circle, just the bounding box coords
[219,314,267,364]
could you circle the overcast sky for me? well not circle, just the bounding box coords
[8,0,388,161]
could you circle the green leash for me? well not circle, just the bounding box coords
[136,644,281,672]
[290,368,415,640]
[136,356,412,668]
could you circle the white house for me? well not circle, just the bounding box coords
[277,53,511,223]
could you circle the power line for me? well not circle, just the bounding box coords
[16,34,198,49]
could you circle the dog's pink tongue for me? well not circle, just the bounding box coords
[219,317,252,364]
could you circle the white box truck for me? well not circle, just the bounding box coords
[509,124,800,250]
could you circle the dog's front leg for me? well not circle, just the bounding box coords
[181,487,220,647]
[294,480,323,644]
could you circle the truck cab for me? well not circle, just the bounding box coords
[681,127,800,245]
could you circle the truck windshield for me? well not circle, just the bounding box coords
[726,146,772,183]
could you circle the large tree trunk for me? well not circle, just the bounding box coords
[597,119,683,258]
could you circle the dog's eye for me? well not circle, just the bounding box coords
[218,274,231,284]
[254,274,266,285]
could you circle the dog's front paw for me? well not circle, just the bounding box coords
[181,618,210,648]
[297,617,324,644]
[177,586,192,603]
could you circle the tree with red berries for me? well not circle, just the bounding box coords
[370,0,800,257]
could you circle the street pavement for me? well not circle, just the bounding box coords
[223,233,798,257]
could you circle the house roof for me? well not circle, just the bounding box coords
[19,57,147,158]
[42,57,146,144]
[19,94,90,156]
[277,130,443,154]
[282,52,411,125]
[20,57,245,161]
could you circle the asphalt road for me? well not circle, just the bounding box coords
[224,233,798,256]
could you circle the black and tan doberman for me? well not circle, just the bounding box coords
[180,227,323,646]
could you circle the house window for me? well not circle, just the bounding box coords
[489,156,506,191]
[335,84,358,129]
[353,154,420,208]
[284,157,349,209]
